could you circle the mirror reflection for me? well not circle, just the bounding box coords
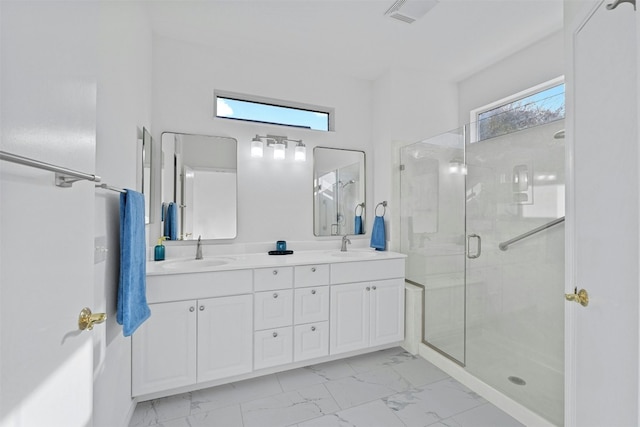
[161,132,237,240]
[313,147,366,236]
[139,127,152,224]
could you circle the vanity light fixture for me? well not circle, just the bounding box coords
[449,159,467,175]
[250,134,306,161]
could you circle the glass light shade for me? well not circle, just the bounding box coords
[273,142,286,160]
[251,139,263,158]
[294,144,306,161]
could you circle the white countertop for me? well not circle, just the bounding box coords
[147,249,407,276]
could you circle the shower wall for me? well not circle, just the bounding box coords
[400,119,565,426]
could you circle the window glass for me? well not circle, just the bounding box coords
[476,83,565,141]
[216,96,330,131]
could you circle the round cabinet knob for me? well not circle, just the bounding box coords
[372,286,377,290]
[199,306,205,311]
[272,332,278,338]
[272,270,278,275]
[311,267,316,272]
[311,289,316,295]
[366,287,371,291]
[189,307,195,312]
[273,293,278,299]
[311,326,316,332]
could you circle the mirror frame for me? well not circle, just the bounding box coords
[313,146,366,237]
[160,132,238,241]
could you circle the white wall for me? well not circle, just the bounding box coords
[458,30,564,125]
[372,69,459,250]
[151,36,373,248]
[92,3,152,427]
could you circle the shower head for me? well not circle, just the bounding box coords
[339,180,356,188]
[553,130,565,139]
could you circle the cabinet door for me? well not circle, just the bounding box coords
[370,278,405,346]
[254,327,293,370]
[197,294,253,383]
[294,286,329,324]
[330,283,369,355]
[132,300,197,396]
[294,322,329,362]
[254,289,293,330]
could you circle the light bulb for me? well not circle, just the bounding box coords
[294,142,306,162]
[251,138,263,158]
[273,142,286,160]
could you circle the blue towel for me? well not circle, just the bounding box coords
[164,202,178,240]
[355,215,363,235]
[117,189,151,337]
[370,215,386,251]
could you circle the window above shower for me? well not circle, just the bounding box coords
[215,91,333,132]
[470,77,565,143]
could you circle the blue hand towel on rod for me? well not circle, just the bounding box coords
[370,216,386,251]
[355,215,363,235]
[117,189,151,337]
[164,202,178,240]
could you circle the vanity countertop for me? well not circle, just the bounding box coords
[147,249,406,276]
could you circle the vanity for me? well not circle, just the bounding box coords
[132,250,406,400]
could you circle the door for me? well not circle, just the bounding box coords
[132,301,197,396]
[569,1,638,425]
[1,2,98,425]
[198,294,253,382]
[370,279,405,346]
[329,283,369,354]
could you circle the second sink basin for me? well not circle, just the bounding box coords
[160,257,235,272]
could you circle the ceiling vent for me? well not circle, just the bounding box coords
[384,0,439,24]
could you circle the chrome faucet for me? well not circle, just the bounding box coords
[340,235,351,252]
[195,235,203,260]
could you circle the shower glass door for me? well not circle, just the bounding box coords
[399,128,466,364]
[464,120,565,426]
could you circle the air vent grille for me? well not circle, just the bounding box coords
[384,0,439,24]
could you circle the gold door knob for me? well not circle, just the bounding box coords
[78,307,107,331]
[565,288,589,307]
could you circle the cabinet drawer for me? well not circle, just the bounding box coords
[254,289,293,330]
[254,327,293,370]
[254,267,293,291]
[294,322,329,362]
[294,286,329,324]
[294,264,329,288]
[330,258,405,284]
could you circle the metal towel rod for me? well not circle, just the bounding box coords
[498,216,565,251]
[0,149,101,188]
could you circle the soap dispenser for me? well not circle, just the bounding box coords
[154,237,166,261]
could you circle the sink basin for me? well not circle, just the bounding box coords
[329,250,378,259]
[160,257,235,271]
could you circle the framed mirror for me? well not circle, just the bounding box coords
[161,132,237,240]
[313,147,366,236]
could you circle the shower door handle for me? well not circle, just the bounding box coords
[467,234,482,259]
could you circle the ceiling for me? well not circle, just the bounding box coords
[145,0,563,82]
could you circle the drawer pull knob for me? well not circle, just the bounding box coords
[199,306,205,311]
[311,326,316,331]
[366,287,371,291]
[273,293,278,298]
[273,332,278,338]
[311,267,316,272]
[311,289,316,295]
[273,270,278,275]
[189,307,195,312]
[372,286,377,290]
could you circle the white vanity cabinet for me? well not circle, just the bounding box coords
[133,270,253,397]
[329,259,405,355]
[136,252,406,400]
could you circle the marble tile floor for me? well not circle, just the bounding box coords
[129,347,524,427]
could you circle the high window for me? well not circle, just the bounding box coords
[471,77,565,142]
[215,91,332,131]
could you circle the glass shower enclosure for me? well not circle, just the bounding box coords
[400,120,565,425]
